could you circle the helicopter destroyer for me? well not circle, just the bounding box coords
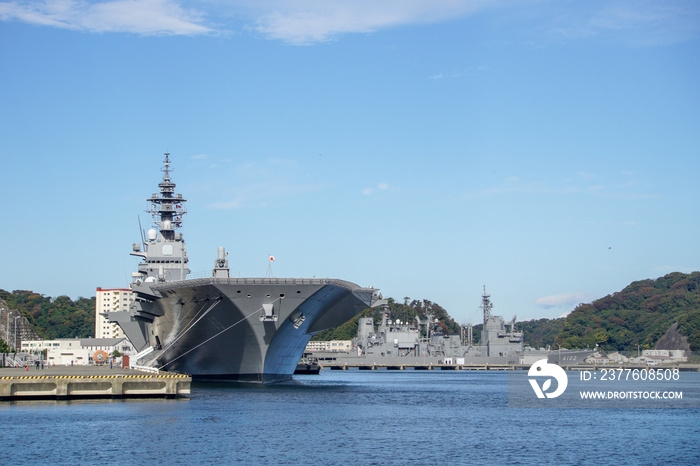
[107,154,381,383]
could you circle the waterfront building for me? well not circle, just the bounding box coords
[27,338,135,365]
[95,288,134,339]
[585,354,610,365]
[305,340,353,352]
[607,352,629,363]
[629,349,688,365]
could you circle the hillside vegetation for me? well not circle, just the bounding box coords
[0,289,95,339]
[516,318,565,349]
[556,272,700,352]
[311,297,459,341]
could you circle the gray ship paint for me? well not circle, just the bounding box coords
[313,289,593,366]
[107,154,381,383]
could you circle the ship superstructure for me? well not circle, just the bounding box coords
[312,288,593,366]
[108,154,380,382]
[314,287,525,365]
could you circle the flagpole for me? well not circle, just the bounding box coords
[267,254,274,278]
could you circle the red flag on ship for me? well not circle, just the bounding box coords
[269,255,275,261]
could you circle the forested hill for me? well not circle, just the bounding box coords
[0,289,95,340]
[555,272,700,352]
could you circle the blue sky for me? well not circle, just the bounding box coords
[1,0,698,325]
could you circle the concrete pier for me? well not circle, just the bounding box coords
[0,365,191,400]
[323,362,520,371]
[319,362,700,372]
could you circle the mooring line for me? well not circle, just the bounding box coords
[157,298,222,357]
[157,297,282,370]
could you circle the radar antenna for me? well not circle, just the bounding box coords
[146,152,188,238]
[161,152,173,181]
[480,285,493,323]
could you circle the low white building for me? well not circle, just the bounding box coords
[305,340,352,352]
[585,355,610,365]
[644,349,687,360]
[629,349,687,365]
[22,338,135,366]
[607,352,629,363]
[21,340,56,353]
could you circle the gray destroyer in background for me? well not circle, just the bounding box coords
[108,154,381,383]
[312,288,593,366]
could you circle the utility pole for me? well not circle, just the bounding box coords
[14,316,20,351]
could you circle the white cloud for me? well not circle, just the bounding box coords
[2,0,696,45]
[0,0,494,42]
[543,0,700,46]
[248,0,491,45]
[0,0,213,35]
[428,65,490,80]
[362,182,390,196]
[535,291,594,309]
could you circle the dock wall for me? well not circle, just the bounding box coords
[0,373,191,400]
[320,362,700,372]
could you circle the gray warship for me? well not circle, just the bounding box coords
[108,154,380,383]
[312,288,593,366]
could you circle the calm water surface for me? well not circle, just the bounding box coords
[1,370,698,465]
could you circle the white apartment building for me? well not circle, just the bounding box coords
[95,287,134,339]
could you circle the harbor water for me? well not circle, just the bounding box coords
[1,370,699,465]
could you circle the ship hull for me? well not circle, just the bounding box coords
[520,349,595,366]
[313,353,521,366]
[137,278,373,383]
[545,349,594,365]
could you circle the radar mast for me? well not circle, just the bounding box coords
[146,152,187,241]
[480,285,493,323]
[131,153,190,283]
